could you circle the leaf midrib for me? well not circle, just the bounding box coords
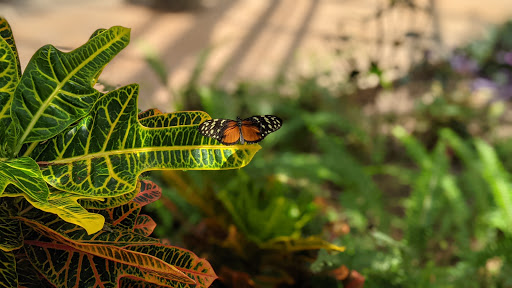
[15,28,128,153]
[45,145,260,164]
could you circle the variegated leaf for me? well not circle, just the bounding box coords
[138,110,209,128]
[0,17,20,79]
[125,244,217,287]
[79,180,141,210]
[138,108,163,120]
[80,179,160,210]
[0,157,48,202]
[0,206,22,252]
[133,215,156,236]
[20,209,216,287]
[16,258,54,288]
[0,250,16,288]
[23,218,193,285]
[96,202,141,231]
[9,189,105,235]
[11,25,130,153]
[131,179,161,206]
[0,25,20,157]
[30,84,261,197]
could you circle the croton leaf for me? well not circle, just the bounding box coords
[79,180,142,210]
[138,110,209,128]
[23,219,194,286]
[11,25,130,153]
[97,201,141,231]
[125,244,217,287]
[82,179,161,211]
[119,278,173,288]
[16,258,54,288]
[7,189,105,235]
[131,179,162,206]
[91,180,159,233]
[0,23,20,157]
[0,157,49,202]
[18,200,216,287]
[133,214,156,236]
[95,180,157,237]
[30,84,261,197]
[0,17,21,78]
[138,108,163,120]
[0,249,17,288]
[0,206,22,252]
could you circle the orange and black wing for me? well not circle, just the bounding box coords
[198,119,240,145]
[241,115,282,143]
[220,121,241,145]
[240,120,263,143]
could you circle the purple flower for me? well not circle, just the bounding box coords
[496,51,512,66]
[472,77,512,101]
[450,54,479,75]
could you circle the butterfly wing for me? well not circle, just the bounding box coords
[199,115,282,145]
[220,121,241,145]
[198,119,233,142]
[198,119,241,145]
[240,115,282,143]
[240,120,262,143]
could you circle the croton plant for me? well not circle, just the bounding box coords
[0,17,262,287]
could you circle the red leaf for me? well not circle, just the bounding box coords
[134,214,157,236]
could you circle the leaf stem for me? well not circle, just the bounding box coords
[21,141,39,157]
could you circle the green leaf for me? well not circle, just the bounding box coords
[475,139,512,235]
[0,250,17,288]
[9,190,105,235]
[31,84,261,197]
[0,17,21,79]
[0,207,22,252]
[11,25,130,153]
[138,108,163,120]
[138,110,209,128]
[0,157,49,203]
[79,180,141,210]
[42,191,105,234]
[0,27,20,157]
[82,175,162,213]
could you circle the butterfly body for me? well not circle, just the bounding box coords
[198,115,282,145]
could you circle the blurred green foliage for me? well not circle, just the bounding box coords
[139,18,512,288]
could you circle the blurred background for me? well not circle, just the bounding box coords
[5,0,512,287]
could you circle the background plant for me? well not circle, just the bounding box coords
[136,16,512,287]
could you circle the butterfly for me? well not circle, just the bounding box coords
[198,115,283,145]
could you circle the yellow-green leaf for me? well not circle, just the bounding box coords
[0,17,20,79]
[0,207,22,252]
[11,26,130,154]
[31,84,260,197]
[0,23,20,157]
[259,235,345,252]
[0,157,48,202]
[7,188,104,235]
